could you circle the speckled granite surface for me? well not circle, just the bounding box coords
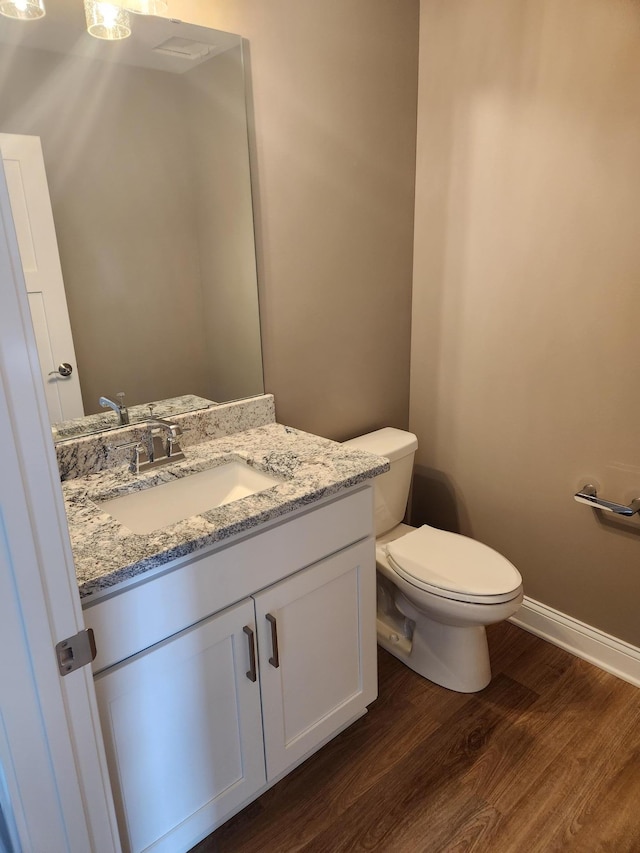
[65,422,388,600]
[56,394,276,481]
[53,395,216,442]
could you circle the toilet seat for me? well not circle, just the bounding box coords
[385,525,522,605]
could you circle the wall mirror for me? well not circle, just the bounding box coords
[0,1,263,441]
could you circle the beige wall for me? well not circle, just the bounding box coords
[171,0,419,440]
[411,0,640,645]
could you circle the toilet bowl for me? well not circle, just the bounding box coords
[344,428,523,693]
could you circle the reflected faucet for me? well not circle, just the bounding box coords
[99,392,130,425]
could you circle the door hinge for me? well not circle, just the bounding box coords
[55,628,97,676]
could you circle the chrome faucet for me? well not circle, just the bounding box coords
[145,418,185,466]
[109,416,185,474]
[99,392,129,425]
[147,417,182,440]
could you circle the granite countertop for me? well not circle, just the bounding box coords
[64,423,389,600]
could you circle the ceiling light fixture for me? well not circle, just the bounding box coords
[84,0,131,40]
[0,0,45,20]
[1,0,169,41]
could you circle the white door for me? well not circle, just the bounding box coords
[0,379,75,852]
[255,537,378,780]
[95,600,266,853]
[0,151,120,851]
[0,132,84,423]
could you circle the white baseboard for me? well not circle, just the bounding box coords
[509,596,640,688]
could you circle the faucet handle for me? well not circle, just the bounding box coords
[167,433,184,459]
[111,440,149,473]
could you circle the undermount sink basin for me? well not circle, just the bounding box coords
[96,460,280,534]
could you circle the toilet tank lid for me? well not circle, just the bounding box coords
[343,428,418,462]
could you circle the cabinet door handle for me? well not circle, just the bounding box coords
[243,625,257,682]
[266,613,280,668]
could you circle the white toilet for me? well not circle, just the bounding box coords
[344,428,523,693]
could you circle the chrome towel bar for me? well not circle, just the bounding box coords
[574,484,640,517]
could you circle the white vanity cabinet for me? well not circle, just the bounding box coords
[85,486,377,853]
[255,539,375,780]
[94,599,266,853]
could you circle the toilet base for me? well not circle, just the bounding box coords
[377,614,492,693]
[374,546,522,693]
[376,571,493,692]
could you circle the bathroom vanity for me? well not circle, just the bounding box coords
[60,395,388,853]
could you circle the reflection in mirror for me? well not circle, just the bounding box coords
[0,3,263,441]
[51,393,216,442]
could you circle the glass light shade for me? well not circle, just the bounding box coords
[124,0,168,14]
[84,0,131,40]
[0,0,45,20]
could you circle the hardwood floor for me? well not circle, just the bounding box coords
[192,623,640,852]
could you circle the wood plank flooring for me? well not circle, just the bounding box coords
[191,623,640,852]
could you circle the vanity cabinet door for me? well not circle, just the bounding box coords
[254,536,377,781]
[94,599,266,853]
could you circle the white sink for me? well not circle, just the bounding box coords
[97,460,280,534]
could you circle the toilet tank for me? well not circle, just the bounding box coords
[343,427,418,537]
